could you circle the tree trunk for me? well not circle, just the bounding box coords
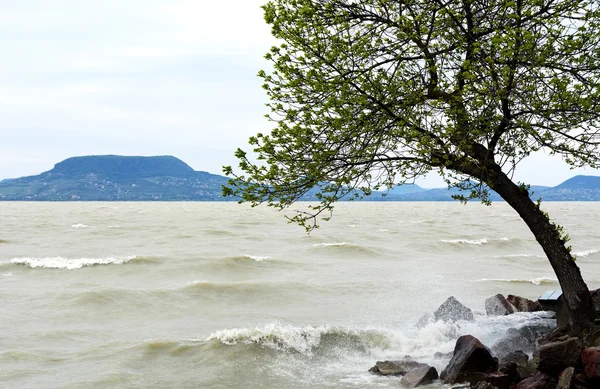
[486,165,595,336]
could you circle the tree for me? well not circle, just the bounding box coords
[223,0,600,335]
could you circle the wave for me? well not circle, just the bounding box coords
[312,242,380,254]
[206,323,391,355]
[10,255,138,269]
[71,223,89,229]
[502,254,544,258]
[234,255,271,262]
[476,277,558,285]
[573,249,599,258]
[442,238,488,245]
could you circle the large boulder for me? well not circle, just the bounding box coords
[440,335,498,384]
[537,336,584,377]
[485,294,517,316]
[513,371,556,389]
[507,294,543,312]
[368,359,425,376]
[492,324,553,359]
[581,347,600,383]
[434,296,474,323]
[400,365,438,388]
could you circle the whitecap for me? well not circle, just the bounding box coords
[313,242,355,248]
[347,224,359,228]
[475,277,557,285]
[2,272,12,277]
[441,238,488,245]
[377,229,390,232]
[502,254,544,258]
[573,249,599,258]
[71,224,88,229]
[10,255,137,270]
[243,255,270,262]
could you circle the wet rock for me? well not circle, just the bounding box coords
[512,371,556,389]
[507,295,542,312]
[468,372,511,389]
[536,325,570,347]
[590,289,600,316]
[473,383,499,389]
[573,373,590,389]
[556,366,575,389]
[434,296,474,323]
[415,313,433,328]
[581,347,600,383]
[400,365,438,388]
[499,350,529,368]
[434,351,453,359]
[537,336,583,377]
[492,328,536,359]
[516,357,539,381]
[440,335,498,384]
[485,294,517,316]
[368,359,425,376]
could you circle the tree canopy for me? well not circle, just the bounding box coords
[224,0,600,229]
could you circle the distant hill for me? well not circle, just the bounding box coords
[0,156,598,201]
[0,155,229,201]
[540,175,600,201]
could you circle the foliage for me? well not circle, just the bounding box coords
[225,0,600,229]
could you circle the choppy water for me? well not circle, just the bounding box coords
[1,202,599,389]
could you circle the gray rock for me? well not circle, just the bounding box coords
[415,313,434,328]
[434,296,474,323]
[473,383,499,389]
[556,366,575,389]
[400,365,438,388]
[499,350,529,368]
[469,372,512,389]
[368,359,425,376]
[485,294,517,316]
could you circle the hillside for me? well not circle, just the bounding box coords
[0,155,229,201]
[1,156,599,201]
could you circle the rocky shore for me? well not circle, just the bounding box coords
[369,293,600,388]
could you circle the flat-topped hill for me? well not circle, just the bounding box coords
[0,155,229,201]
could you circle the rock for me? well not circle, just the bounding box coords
[499,350,529,368]
[440,335,498,384]
[485,294,517,316]
[400,365,438,388]
[581,347,600,382]
[368,359,425,376]
[573,373,590,389]
[512,371,556,389]
[507,295,543,312]
[492,328,537,359]
[468,372,512,389]
[415,313,434,328]
[434,296,474,323]
[434,351,453,359]
[556,367,575,389]
[590,289,600,316]
[537,336,583,377]
[536,325,570,347]
[516,357,539,381]
[473,383,499,389]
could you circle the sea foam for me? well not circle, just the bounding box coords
[574,249,599,258]
[476,277,558,285]
[441,238,488,245]
[10,255,137,269]
[71,224,89,229]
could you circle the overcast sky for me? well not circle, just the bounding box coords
[1,0,598,187]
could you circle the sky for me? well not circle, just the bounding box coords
[1,0,598,188]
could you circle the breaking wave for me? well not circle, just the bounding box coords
[206,323,391,355]
[71,224,89,229]
[573,249,599,258]
[10,255,138,269]
[441,238,488,245]
[475,277,558,285]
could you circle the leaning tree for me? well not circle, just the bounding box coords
[223,0,600,335]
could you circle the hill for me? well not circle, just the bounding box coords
[0,156,598,201]
[0,155,229,201]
